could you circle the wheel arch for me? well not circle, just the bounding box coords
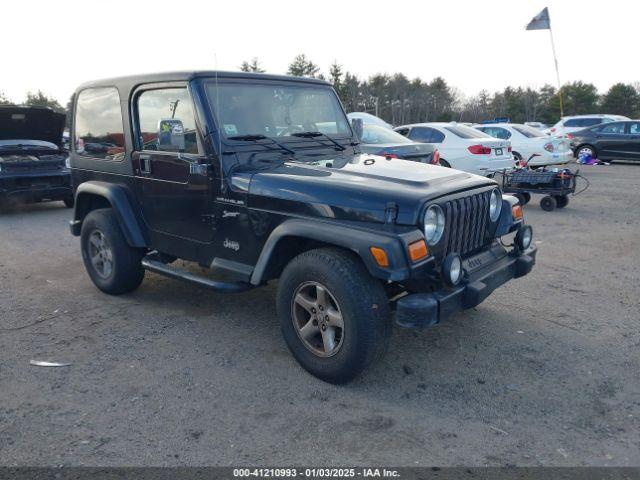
[70,181,149,248]
[250,219,415,286]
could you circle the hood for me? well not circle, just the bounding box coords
[244,153,495,225]
[0,106,66,147]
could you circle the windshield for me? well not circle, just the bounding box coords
[360,124,413,144]
[0,139,59,150]
[512,125,546,138]
[205,82,351,140]
[444,125,491,139]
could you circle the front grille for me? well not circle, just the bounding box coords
[441,190,491,258]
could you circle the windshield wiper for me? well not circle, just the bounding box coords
[227,134,296,155]
[291,131,346,151]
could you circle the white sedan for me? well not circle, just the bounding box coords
[474,123,573,167]
[394,123,514,176]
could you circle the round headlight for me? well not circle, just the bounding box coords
[65,156,71,169]
[489,188,502,222]
[443,254,463,286]
[515,225,533,250]
[424,204,445,245]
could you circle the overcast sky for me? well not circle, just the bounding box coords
[3,0,639,104]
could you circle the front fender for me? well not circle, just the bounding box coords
[249,218,424,285]
[70,181,148,248]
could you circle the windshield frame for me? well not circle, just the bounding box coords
[201,78,355,148]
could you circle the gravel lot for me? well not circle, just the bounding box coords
[1,164,639,467]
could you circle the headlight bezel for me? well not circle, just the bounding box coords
[489,188,502,222]
[423,204,445,246]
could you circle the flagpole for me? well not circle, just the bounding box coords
[548,25,564,119]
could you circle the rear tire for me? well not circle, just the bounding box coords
[576,144,597,159]
[554,195,569,208]
[276,247,391,384]
[522,192,531,205]
[80,208,145,295]
[540,196,557,212]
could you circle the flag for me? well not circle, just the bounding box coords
[526,7,551,30]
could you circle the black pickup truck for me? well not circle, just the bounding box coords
[0,105,73,209]
[68,71,536,383]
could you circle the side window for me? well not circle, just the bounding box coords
[629,123,640,134]
[563,119,580,127]
[581,118,603,127]
[75,87,125,160]
[136,88,199,154]
[408,127,432,143]
[395,128,409,137]
[600,123,626,134]
[495,127,511,140]
[430,129,445,143]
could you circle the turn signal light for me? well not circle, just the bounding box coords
[512,204,523,220]
[408,240,428,262]
[370,247,389,267]
[431,150,440,165]
[384,153,398,159]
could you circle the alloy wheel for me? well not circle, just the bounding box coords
[291,281,344,357]
[88,230,113,279]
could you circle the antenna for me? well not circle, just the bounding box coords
[214,53,224,192]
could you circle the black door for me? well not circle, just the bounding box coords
[132,85,214,244]
[621,122,640,160]
[595,122,628,159]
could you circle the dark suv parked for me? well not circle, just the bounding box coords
[0,105,73,209]
[69,71,536,383]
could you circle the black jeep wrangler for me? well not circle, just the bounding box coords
[69,71,536,383]
[0,105,73,209]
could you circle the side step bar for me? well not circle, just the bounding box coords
[141,254,254,293]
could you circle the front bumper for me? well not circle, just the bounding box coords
[0,171,72,202]
[395,244,537,328]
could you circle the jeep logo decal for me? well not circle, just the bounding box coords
[223,238,240,251]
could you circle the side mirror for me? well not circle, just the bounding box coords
[157,118,185,152]
[351,118,364,140]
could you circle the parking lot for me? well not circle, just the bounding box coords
[1,163,639,467]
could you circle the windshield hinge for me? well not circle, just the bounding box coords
[384,202,398,225]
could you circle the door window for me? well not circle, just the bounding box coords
[600,122,626,134]
[629,123,640,134]
[74,87,125,160]
[136,88,200,154]
[483,127,511,139]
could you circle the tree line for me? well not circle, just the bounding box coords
[243,54,640,125]
[2,55,638,130]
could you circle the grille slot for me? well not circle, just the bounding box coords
[441,190,491,258]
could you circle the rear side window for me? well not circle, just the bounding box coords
[75,87,125,160]
[136,87,199,154]
[483,126,512,140]
[629,123,640,134]
[409,127,434,143]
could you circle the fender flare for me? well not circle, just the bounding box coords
[70,181,148,248]
[249,218,419,285]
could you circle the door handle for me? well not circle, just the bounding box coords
[139,154,151,174]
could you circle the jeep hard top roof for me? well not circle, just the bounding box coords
[75,71,330,94]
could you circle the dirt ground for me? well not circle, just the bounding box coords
[1,163,639,467]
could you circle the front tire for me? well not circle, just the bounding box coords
[438,158,451,168]
[80,208,145,295]
[63,196,74,208]
[276,247,391,384]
